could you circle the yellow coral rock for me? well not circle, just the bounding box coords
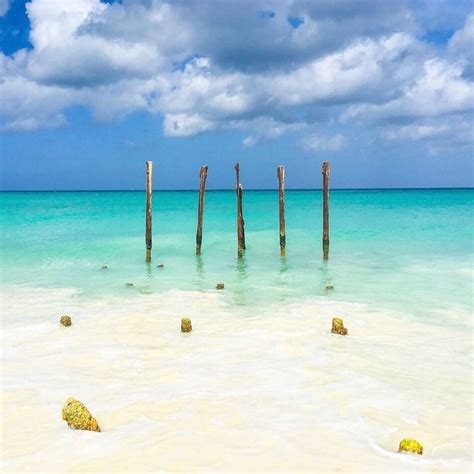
[62,398,100,432]
[181,317,192,333]
[60,315,72,327]
[399,438,423,455]
[331,317,348,335]
[216,283,225,290]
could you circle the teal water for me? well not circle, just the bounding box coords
[1,189,472,322]
[1,189,473,472]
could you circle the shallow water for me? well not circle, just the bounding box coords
[1,189,473,472]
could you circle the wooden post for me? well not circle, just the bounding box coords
[196,165,208,255]
[145,160,152,262]
[322,161,330,260]
[235,163,246,257]
[277,165,286,256]
[239,184,246,251]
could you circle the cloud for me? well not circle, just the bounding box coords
[163,113,215,137]
[0,54,72,131]
[410,0,472,33]
[448,13,474,55]
[447,12,474,79]
[238,117,306,147]
[383,123,451,141]
[381,115,473,154]
[25,0,166,87]
[0,114,65,132]
[0,0,472,157]
[301,133,347,151]
[152,33,427,138]
[0,0,9,17]
[342,58,474,121]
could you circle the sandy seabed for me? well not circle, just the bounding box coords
[1,285,472,473]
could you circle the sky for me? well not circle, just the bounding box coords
[0,0,473,190]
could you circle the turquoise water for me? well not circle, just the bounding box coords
[1,189,473,472]
[1,189,472,321]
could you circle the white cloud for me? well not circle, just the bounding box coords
[0,114,65,132]
[383,123,450,141]
[0,0,472,156]
[25,0,167,87]
[238,117,305,147]
[0,0,9,17]
[163,113,215,137]
[301,133,347,151]
[266,33,422,107]
[342,58,474,122]
[381,116,473,155]
[447,12,474,79]
[0,60,73,131]
[448,13,474,55]
[152,33,428,138]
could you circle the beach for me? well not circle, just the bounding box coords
[1,189,473,472]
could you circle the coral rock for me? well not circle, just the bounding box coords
[331,317,348,336]
[62,398,100,432]
[399,438,423,455]
[101,265,108,270]
[181,317,192,333]
[325,285,334,290]
[126,282,134,287]
[60,315,72,327]
[216,283,225,290]
[157,264,164,268]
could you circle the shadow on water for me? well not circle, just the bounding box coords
[271,255,291,304]
[276,255,289,287]
[236,255,248,282]
[232,255,249,306]
[145,260,153,279]
[138,260,153,294]
[192,254,206,289]
[320,259,334,293]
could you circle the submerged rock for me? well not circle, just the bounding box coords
[60,315,72,327]
[157,264,164,268]
[62,398,100,432]
[101,265,108,270]
[216,283,225,290]
[331,317,348,336]
[181,317,192,333]
[126,282,134,287]
[399,438,423,455]
[325,285,334,290]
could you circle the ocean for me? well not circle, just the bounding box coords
[1,189,473,472]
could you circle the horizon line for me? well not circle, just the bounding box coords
[1,186,473,192]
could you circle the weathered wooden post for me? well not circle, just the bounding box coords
[196,165,208,255]
[277,165,286,256]
[235,163,246,257]
[145,160,152,262]
[239,184,246,251]
[322,161,330,260]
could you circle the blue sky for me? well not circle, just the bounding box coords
[0,0,473,190]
